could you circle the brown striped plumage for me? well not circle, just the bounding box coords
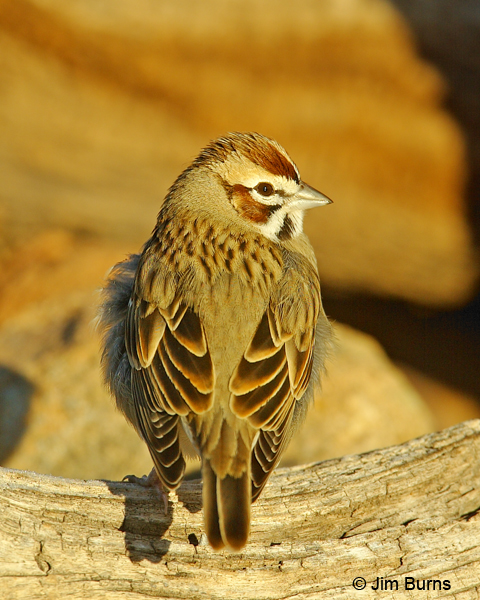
[98,132,333,550]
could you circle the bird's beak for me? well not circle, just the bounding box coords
[290,182,333,210]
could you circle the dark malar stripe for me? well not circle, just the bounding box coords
[278,215,294,241]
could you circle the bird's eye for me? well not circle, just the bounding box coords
[255,182,275,197]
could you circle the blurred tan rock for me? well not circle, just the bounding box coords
[0,0,477,306]
[0,232,435,478]
[400,364,480,432]
[0,230,112,324]
[0,292,154,480]
[0,233,154,480]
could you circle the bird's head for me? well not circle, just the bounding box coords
[165,132,332,243]
[204,132,331,241]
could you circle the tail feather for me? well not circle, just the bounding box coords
[203,460,225,550]
[203,459,251,551]
[218,470,250,551]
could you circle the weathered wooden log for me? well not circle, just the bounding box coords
[1,420,479,599]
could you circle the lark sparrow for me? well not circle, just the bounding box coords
[99,132,333,550]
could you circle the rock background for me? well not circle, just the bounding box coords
[1,0,477,305]
[0,0,478,480]
[390,0,480,244]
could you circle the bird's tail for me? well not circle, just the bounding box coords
[202,458,251,551]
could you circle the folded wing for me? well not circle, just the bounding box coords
[230,272,319,500]
[126,294,215,491]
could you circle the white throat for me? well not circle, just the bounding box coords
[257,208,304,242]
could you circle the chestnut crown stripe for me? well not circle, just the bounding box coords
[195,132,300,183]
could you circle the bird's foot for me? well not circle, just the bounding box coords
[123,468,169,513]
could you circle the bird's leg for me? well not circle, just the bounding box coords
[123,468,169,513]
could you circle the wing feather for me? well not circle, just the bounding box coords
[285,336,313,397]
[230,350,287,395]
[139,360,171,415]
[138,308,165,367]
[162,326,214,393]
[230,300,316,429]
[125,287,215,491]
[150,352,191,415]
[244,312,281,361]
[251,407,294,502]
[246,375,292,429]
[132,370,185,489]
[230,262,321,502]
[171,308,208,356]
[158,338,213,413]
[158,295,183,321]
[231,362,288,418]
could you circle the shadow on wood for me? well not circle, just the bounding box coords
[104,477,202,564]
[1,420,479,598]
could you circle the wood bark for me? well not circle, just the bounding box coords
[1,420,479,599]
